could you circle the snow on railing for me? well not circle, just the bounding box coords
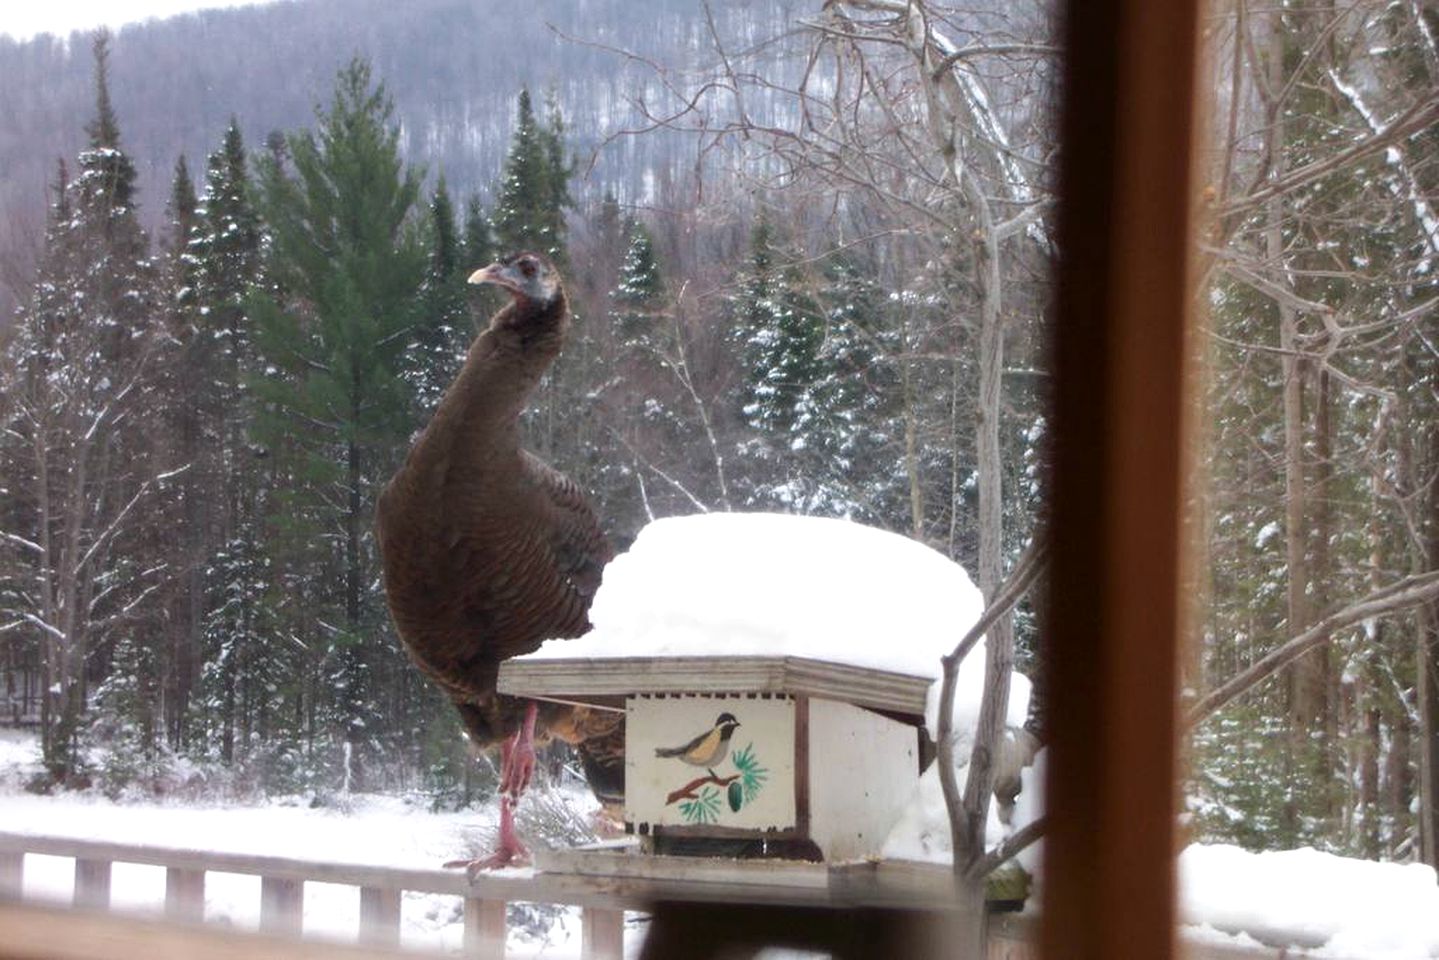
[0,831,623,960]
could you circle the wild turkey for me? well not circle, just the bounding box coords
[376,251,622,871]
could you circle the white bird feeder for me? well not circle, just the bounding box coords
[497,654,929,862]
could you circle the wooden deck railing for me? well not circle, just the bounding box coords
[0,831,1338,960]
[0,831,625,960]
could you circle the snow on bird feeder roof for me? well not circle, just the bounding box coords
[515,513,1029,735]
[525,511,973,666]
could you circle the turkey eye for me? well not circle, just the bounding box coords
[519,260,536,277]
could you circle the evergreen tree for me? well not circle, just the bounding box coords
[611,220,665,350]
[165,156,199,263]
[88,634,161,795]
[181,119,282,766]
[540,88,574,234]
[82,32,139,221]
[803,254,904,521]
[491,88,570,263]
[192,119,264,376]
[152,154,204,751]
[728,216,828,513]
[725,224,905,521]
[0,31,164,783]
[732,216,825,438]
[463,194,494,266]
[248,58,426,784]
[462,194,499,320]
[596,217,680,535]
[410,176,469,418]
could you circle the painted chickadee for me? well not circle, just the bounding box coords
[654,712,742,770]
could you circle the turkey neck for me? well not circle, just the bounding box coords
[409,289,569,475]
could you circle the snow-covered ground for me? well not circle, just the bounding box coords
[1180,844,1439,959]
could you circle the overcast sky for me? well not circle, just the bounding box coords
[1,0,279,42]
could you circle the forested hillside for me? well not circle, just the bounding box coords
[0,0,1436,879]
[0,0,805,321]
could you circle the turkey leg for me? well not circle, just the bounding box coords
[501,700,538,799]
[449,701,538,875]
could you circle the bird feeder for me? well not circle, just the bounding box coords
[497,655,930,862]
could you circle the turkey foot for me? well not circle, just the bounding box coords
[446,793,530,877]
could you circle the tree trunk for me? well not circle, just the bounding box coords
[960,174,1012,871]
[1398,360,1438,868]
[1313,369,1337,822]
[1265,12,1317,840]
[1359,656,1381,858]
[1419,505,1439,868]
[1387,697,1413,858]
[900,344,925,541]
[346,438,363,630]
[345,434,366,791]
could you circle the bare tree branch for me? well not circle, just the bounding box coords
[969,815,1047,880]
[1187,571,1439,727]
[1218,97,1439,217]
[936,535,1048,876]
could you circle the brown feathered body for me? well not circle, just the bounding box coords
[376,273,623,802]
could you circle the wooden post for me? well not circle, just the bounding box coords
[73,859,111,910]
[581,907,624,960]
[260,876,303,935]
[358,886,401,946]
[164,867,205,922]
[0,851,22,900]
[463,897,506,960]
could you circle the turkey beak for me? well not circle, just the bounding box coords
[468,263,509,290]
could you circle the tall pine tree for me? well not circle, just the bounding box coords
[410,176,469,418]
[185,119,277,765]
[249,58,426,785]
[729,215,826,511]
[491,88,570,263]
[0,31,164,782]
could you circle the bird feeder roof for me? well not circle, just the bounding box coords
[497,654,933,719]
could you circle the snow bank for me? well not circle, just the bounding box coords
[0,728,39,770]
[525,512,985,681]
[1180,844,1439,958]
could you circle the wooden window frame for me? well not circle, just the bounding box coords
[1040,1,1201,958]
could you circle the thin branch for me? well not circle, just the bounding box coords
[936,535,1049,875]
[930,43,1062,78]
[968,815,1047,880]
[1187,570,1439,726]
[605,427,711,513]
[948,536,1049,669]
[0,531,44,556]
[1219,97,1439,217]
